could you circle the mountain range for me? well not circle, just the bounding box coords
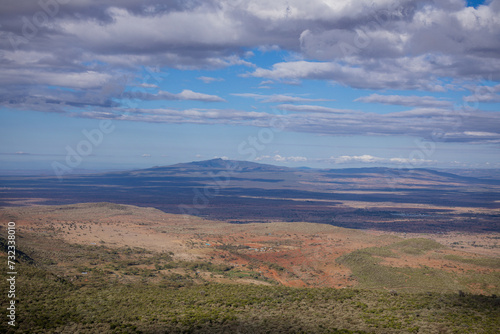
[1,159,499,232]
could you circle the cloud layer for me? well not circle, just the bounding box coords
[3,1,500,88]
[73,103,500,144]
[1,0,499,146]
[124,90,226,102]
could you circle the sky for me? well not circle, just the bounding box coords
[1,0,500,174]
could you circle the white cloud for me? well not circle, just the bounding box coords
[355,94,453,108]
[277,104,357,114]
[248,61,337,81]
[247,57,454,91]
[197,76,225,84]
[72,104,500,144]
[463,131,500,137]
[233,93,332,103]
[259,80,275,86]
[3,0,500,82]
[60,6,241,54]
[255,155,308,163]
[463,84,500,103]
[124,89,226,103]
[1,0,499,150]
[138,83,158,89]
[176,90,226,102]
[1,0,500,118]
[326,155,435,165]
[0,67,114,90]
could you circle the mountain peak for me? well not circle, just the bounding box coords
[164,158,291,172]
[178,158,237,168]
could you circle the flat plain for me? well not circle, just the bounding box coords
[1,160,499,333]
[1,159,499,233]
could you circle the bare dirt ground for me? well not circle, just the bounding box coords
[1,202,498,291]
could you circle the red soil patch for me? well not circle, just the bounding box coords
[2,203,498,290]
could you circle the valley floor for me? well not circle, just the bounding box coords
[0,203,499,333]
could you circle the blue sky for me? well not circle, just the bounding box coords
[1,0,499,174]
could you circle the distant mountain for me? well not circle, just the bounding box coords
[439,168,500,180]
[144,159,498,181]
[1,159,499,233]
[150,158,292,172]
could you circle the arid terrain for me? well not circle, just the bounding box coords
[1,159,499,233]
[1,161,499,333]
[2,203,498,294]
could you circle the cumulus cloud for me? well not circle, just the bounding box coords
[245,1,500,89]
[247,57,458,91]
[3,0,499,92]
[463,84,500,103]
[1,0,499,147]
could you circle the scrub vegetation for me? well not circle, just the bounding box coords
[1,233,499,334]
